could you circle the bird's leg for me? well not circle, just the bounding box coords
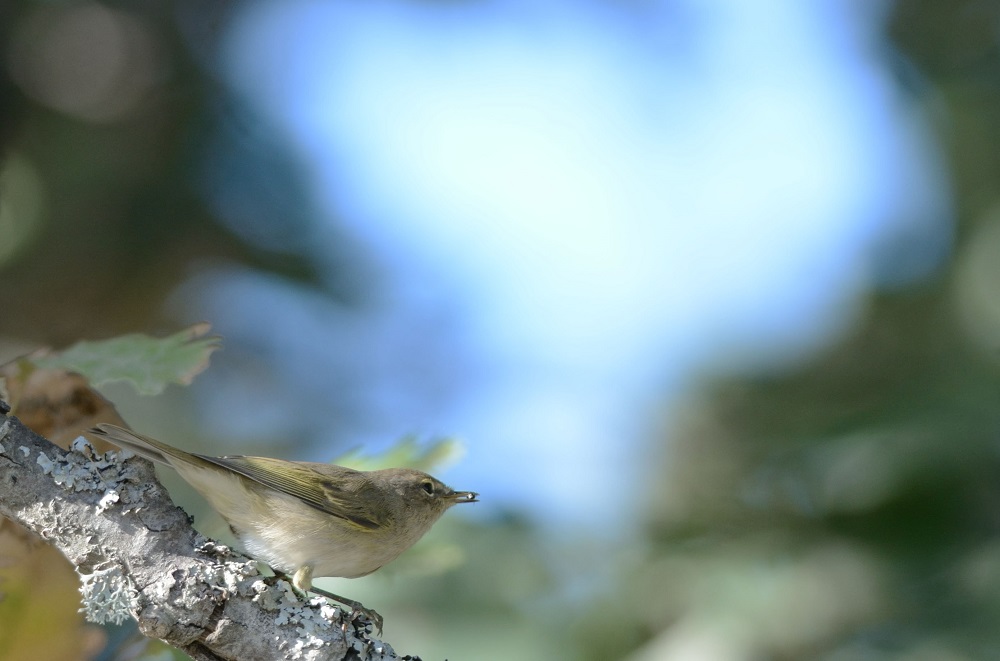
[287,565,384,635]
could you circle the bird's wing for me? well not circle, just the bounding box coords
[198,455,389,531]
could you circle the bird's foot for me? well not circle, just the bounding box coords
[310,586,384,635]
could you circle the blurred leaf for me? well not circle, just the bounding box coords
[32,323,221,396]
[334,435,464,473]
[0,519,105,661]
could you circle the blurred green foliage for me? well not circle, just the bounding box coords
[333,434,465,474]
[570,7,1000,659]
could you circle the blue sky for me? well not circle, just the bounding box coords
[181,0,951,529]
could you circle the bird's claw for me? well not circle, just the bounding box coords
[346,604,383,635]
[304,583,384,635]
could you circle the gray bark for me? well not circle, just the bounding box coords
[0,407,401,661]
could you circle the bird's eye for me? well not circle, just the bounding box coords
[421,481,435,495]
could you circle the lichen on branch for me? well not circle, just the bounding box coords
[0,409,401,661]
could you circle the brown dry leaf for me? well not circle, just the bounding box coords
[0,356,127,451]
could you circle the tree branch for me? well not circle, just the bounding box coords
[0,406,402,661]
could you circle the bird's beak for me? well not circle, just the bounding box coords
[447,490,479,503]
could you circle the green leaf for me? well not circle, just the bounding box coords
[33,323,221,395]
[335,434,465,473]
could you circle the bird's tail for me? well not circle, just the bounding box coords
[87,423,198,466]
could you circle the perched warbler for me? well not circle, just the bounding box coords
[87,423,478,632]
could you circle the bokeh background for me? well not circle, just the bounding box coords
[3,0,1000,659]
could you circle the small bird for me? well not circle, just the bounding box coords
[87,423,478,632]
